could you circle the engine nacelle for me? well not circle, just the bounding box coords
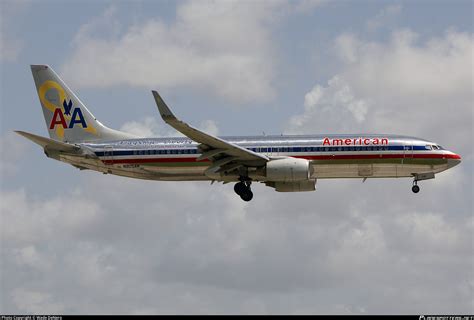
[265,158,312,182]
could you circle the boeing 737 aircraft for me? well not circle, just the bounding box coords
[17,65,461,201]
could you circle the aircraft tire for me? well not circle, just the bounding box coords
[234,182,246,195]
[240,189,253,202]
[412,185,420,193]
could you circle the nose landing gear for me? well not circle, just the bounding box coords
[234,179,253,201]
[411,173,435,194]
[411,182,420,193]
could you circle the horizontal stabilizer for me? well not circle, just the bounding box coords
[15,130,80,152]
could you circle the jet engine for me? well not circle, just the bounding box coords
[265,158,312,182]
[263,158,316,192]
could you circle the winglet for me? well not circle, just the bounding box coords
[152,90,176,122]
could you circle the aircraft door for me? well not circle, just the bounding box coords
[104,146,114,165]
[403,143,413,160]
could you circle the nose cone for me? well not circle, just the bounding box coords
[447,153,461,169]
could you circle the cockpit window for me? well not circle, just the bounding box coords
[437,145,444,150]
[425,145,432,150]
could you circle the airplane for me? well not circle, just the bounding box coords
[16,65,461,201]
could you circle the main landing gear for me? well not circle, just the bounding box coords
[234,179,253,202]
[412,180,420,193]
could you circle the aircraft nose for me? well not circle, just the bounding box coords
[447,153,461,168]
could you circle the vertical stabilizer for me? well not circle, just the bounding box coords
[30,65,135,142]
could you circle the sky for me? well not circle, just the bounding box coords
[0,0,473,315]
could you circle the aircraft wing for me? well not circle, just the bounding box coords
[152,91,269,164]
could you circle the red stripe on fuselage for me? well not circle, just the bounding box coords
[296,153,460,161]
[101,153,459,165]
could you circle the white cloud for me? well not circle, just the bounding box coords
[334,33,362,64]
[1,168,472,313]
[287,30,474,158]
[0,132,28,177]
[1,188,102,246]
[287,76,370,133]
[13,245,53,272]
[120,117,219,137]
[198,119,219,136]
[120,117,173,138]
[11,288,65,314]
[61,1,281,103]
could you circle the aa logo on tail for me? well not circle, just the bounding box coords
[49,99,87,129]
[38,80,97,138]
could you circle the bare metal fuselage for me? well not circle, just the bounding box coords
[56,134,460,183]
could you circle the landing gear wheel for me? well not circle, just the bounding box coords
[235,178,253,201]
[234,182,246,195]
[240,189,253,202]
[412,185,420,193]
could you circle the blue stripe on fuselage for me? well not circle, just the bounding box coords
[94,145,428,157]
